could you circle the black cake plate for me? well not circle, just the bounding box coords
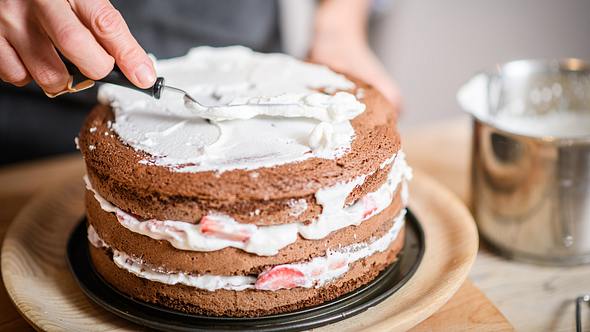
[67,210,425,332]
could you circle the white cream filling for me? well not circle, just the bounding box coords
[300,151,412,240]
[85,151,412,256]
[87,209,406,292]
[98,46,366,173]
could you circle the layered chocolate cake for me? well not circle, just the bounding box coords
[78,46,412,317]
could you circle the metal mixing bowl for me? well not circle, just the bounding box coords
[459,58,590,265]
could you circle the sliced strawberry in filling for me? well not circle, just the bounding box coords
[328,258,347,270]
[255,266,307,291]
[200,216,252,242]
[361,196,378,219]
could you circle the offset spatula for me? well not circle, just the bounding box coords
[52,58,200,105]
[55,59,306,119]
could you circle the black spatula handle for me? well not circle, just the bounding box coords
[62,58,164,98]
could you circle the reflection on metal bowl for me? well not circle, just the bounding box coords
[460,58,590,265]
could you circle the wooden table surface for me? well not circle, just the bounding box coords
[0,118,517,331]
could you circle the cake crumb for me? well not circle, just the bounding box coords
[287,199,308,217]
[89,127,97,133]
[74,137,80,150]
[89,145,96,151]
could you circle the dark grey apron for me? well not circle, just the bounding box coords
[0,0,281,164]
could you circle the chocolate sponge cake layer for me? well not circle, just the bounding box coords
[87,189,403,275]
[89,227,404,317]
[79,79,401,224]
[86,160,394,225]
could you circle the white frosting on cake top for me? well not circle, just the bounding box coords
[98,46,366,172]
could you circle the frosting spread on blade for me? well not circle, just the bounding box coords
[185,92,364,122]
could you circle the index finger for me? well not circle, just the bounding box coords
[33,0,115,81]
[68,0,156,88]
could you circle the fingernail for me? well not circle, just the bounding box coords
[134,63,156,87]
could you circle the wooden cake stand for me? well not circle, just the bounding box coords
[2,168,478,331]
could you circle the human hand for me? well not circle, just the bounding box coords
[0,0,155,95]
[309,0,401,109]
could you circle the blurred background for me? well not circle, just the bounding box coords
[372,0,590,126]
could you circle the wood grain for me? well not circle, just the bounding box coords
[1,170,135,331]
[411,281,513,332]
[0,154,83,332]
[1,167,478,331]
